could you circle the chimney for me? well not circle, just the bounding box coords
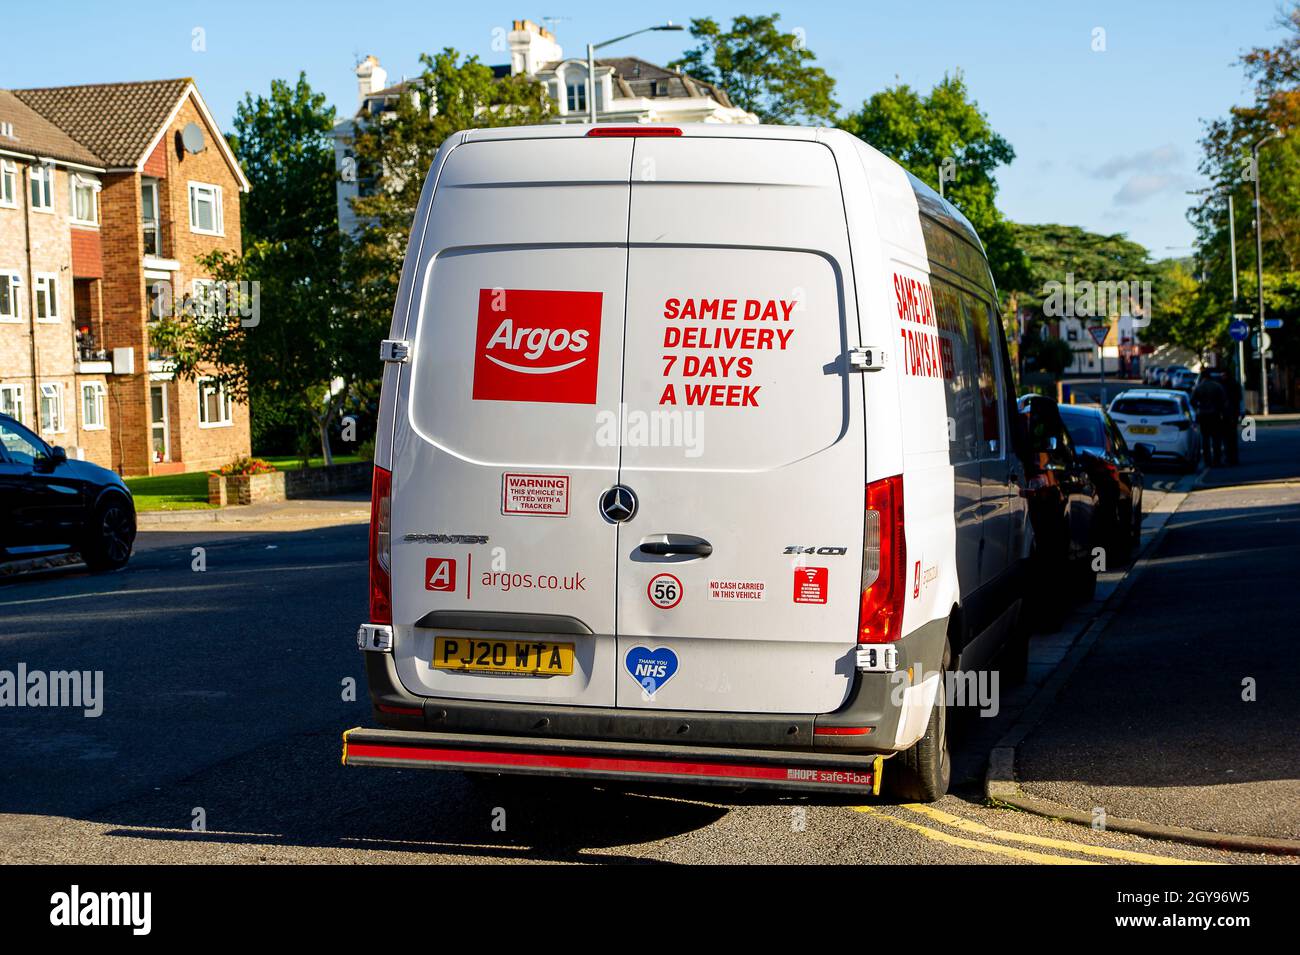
[356,55,389,106]
[508,19,563,76]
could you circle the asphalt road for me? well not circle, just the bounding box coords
[0,478,1288,865]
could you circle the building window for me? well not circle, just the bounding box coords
[0,383,25,422]
[197,377,233,427]
[34,273,60,322]
[142,180,161,255]
[188,182,224,236]
[0,161,16,208]
[30,164,54,211]
[566,80,587,113]
[0,272,20,321]
[70,174,100,225]
[81,382,107,430]
[39,382,64,434]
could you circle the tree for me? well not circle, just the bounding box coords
[152,74,354,463]
[1011,223,1158,312]
[345,50,554,369]
[668,14,838,124]
[1189,4,1300,395]
[840,73,1028,294]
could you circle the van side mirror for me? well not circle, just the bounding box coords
[1133,443,1153,464]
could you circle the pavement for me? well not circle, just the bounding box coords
[1012,424,1300,845]
[134,490,370,531]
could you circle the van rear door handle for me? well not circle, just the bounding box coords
[639,536,713,558]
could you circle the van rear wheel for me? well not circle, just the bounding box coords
[885,647,951,803]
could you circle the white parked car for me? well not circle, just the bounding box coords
[345,124,1033,802]
[1107,389,1200,470]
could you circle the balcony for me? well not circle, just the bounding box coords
[76,341,113,374]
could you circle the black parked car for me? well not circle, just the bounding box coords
[1016,395,1100,625]
[0,413,135,571]
[1058,404,1145,564]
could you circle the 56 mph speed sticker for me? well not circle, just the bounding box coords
[647,573,683,610]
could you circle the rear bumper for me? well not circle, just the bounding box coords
[359,616,949,755]
[342,726,883,794]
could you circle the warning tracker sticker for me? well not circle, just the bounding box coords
[793,566,828,605]
[502,472,570,516]
[707,578,767,602]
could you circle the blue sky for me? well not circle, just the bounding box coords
[4,1,1284,256]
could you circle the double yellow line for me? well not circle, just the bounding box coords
[853,803,1216,865]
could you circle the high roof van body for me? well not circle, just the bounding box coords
[345,124,1030,800]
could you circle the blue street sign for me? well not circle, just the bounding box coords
[1229,319,1250,342]
[1264,317,1283,330]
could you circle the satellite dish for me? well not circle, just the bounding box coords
[181,122,206,154]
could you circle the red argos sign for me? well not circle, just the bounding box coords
[472,288,603,404]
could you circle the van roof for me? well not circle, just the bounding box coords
[457,123,985,253]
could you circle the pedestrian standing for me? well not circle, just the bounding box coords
[1192,374,1227,466]
[1217,371,1243,465]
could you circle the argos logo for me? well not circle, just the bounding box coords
[472,288,603,404]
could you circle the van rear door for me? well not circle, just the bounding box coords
[392,136,632,707]
[614,136,865,714]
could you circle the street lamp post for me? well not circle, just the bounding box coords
[1251,127,1284,415]
[586,23,684,124]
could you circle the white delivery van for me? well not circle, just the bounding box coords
[344,124,1031,801]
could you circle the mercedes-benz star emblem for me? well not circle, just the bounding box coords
[599,485,638,524]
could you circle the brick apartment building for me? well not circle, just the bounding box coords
[0,79,250,476]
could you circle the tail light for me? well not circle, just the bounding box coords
[859,474,907,643]
[586,126,682,137]
[369,465,392,625]
[1170,419,1191,431]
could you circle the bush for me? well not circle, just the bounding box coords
[215,456,278,476]
[355,437,375,464]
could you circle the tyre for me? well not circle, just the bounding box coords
[1025,548,1068,631]
[81,497,135,572]
[885,641,951,802]
[999,601,1030,686]
[1071,555,1098,602]
[1110,502,1134,565]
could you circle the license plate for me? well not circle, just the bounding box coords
[1128,425,1157,434]
[432,636,574,675]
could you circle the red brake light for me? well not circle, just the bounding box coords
[586,126,682,137]
[859,475,907,643]
[369,465,392,625]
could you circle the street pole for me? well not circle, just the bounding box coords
[585,23,683,127]
[1251,132,1279,416]
[586,43,597,124]
[1228,194,1246,394]
[1098,323,1106,403]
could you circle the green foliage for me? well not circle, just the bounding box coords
[1020,336,1076,381]
[153,73,347,461]
[840,72,1027,293]
[345,50,553,380]
[668,14,839,124]
[216,456,278,476]
[1010,223,1158,311]
[1187,4,1300,377]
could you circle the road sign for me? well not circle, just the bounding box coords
[1088,325,1109,346]
[1251,332,1273,352]
[1229,319,1250,342]
[1264,317,1283,330]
